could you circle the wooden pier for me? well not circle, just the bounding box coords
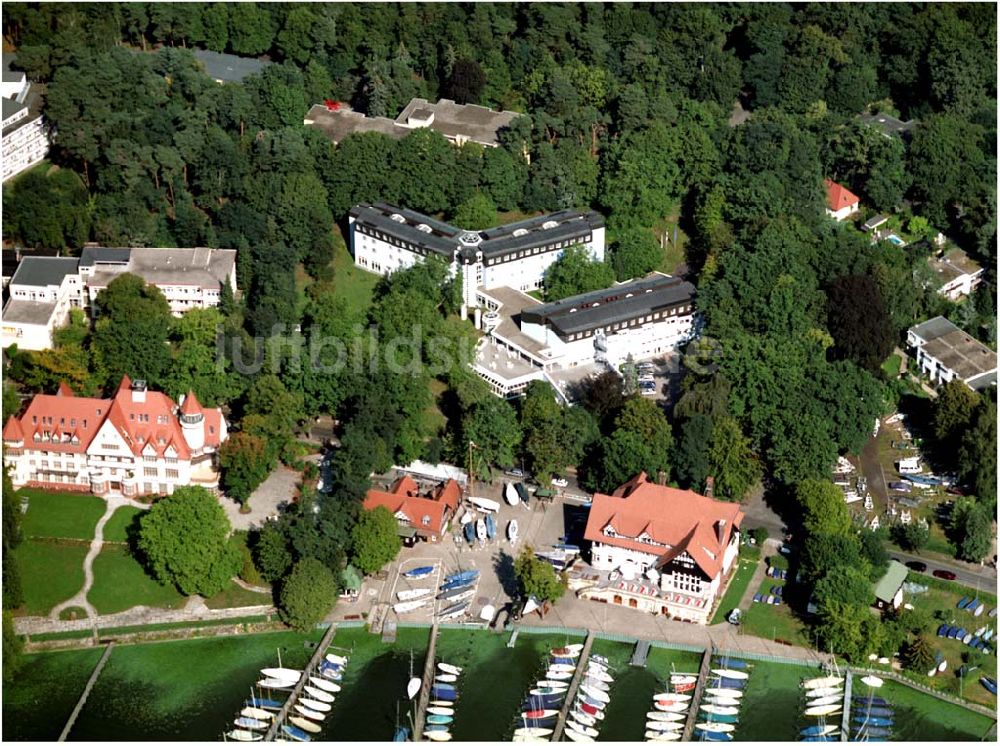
[682,646,714,742]
[263,624,337,741]
[507,628,520,648]
[58,642,115,741]
[411,623,440,742]
[550,630,595,742]
[840,671,853,741]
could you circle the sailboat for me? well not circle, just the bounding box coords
[508,520,519,542]
[485,513,497,539]
[504,483,521,506]
[476,518,487,541]
[407,649,422,700]
[397,588,433,601]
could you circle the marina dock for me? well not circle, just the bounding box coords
[550,630,596,742]
[506,628,519,648]
[630,638,651,667]
[682,646,714,742]
[411,623,440,741]
[263,624,338,741]
[59,642,115,742]
[840,671,853,741]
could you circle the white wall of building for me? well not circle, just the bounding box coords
[938,272,984,301]
[826,203,859,222]
[2,115,48,182]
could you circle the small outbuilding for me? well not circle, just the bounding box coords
[873,560,908,611]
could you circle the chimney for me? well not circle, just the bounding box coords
[474,307,482,330]
[716,519,726,545]
[656,470,668,486]
[704,475,715,499]
[131,379,147,403]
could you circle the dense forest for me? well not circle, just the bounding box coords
[2,3,996,587]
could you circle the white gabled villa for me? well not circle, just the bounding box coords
[579,472,744,624]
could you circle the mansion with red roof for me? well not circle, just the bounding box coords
[579,472,744,624]
[2,376,227,497]
[363,475,461,543]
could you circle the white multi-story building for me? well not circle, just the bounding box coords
[927,247,984,301]
[907,316,996,392]
[472,273,697,398]
[3,377,227,497]
[349,202,606,308]
[1,247,237,350]
[1,258,84,350]
[2,55,49,181]
[578,472,744,624]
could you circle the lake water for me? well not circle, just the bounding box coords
[3,627,993,741]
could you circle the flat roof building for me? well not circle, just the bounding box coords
[927,247,984,301]
[907,316,997,391]
[305,97,522,148]
[860,112,916,140]
[192,50,271,84]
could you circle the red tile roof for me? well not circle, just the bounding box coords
[8,376,223,457]
[824,179,860,212]
[584,472,744,579]
[180,390,203,416]
[363,476,462,537]
[3,416,24,442]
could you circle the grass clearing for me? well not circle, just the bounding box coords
[14,540,88,615]
[203,583,272,610]
[331,230,379,312]
[904,575,997,707]
[102,505,144,543]
[882,352,902,379]
[21,489,105,541]
[88,545,185,615]
[741,576,811,648]
[711,546,762,624]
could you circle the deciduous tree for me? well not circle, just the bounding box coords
[351,506,402,575]
[514,546,565,604]
[278,557,338,630]
[138,486,241,597]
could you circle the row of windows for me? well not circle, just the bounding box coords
[562,306,693,342]
[143,467,179,479]
[486,236,590,266]
[142,455,178,464]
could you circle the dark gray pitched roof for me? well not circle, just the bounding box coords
[521,273,696,337]
[9,257,80,287]
[349,203,605,261]
[192,49,270,83]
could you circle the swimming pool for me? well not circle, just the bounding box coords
[887,233,906,246]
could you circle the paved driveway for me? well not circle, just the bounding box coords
[220,466,299,531]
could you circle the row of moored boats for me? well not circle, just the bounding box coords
[797,672,846,742]
[562,651,616,742]
[422,661,464,741]
[691,658,751,741]
[225,651,350,742]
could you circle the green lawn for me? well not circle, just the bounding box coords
[21,489,106,541]
[102,506,144,543]
[14,539,88,615]
[204,583,272,609]
[88,546,185,615]
[740,576,811,648]
[904,575,997,707]
[882,352,902,379]
[331,231,379,311]
[711,546,762,624]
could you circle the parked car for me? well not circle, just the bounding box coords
[933,569,957,581]
[551,477,568,488]
[504,468,525,478]
[906,561,928,573]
